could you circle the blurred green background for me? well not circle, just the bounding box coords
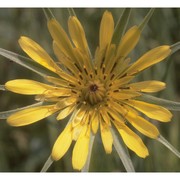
[0,8,179,172]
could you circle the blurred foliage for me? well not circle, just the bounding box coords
[0,8,180,172]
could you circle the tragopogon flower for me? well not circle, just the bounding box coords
[5,10,172,170]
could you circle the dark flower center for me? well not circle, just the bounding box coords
[89,84,98,92]
[80,80,106,106]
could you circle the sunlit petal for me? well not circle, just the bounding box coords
[110,90,141,100]
[115,122,149,158]
[72,125,90,170]
[51,123,72,161]
[7,105,57,126]
[125,110,160,138]
[68,16,89,56]
[100,120,113,153]
[91,110,99,134]
[128,81,166,92]
[57,105,75,120]
[48,19,75,60]
[5,79,55,95]
[99,11,114,50]
[117,26,140,58]
[126,46,171,75]
[126,100,172,122]
[19,36,59,72]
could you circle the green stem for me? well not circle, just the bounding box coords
[137,94,180,111]
[41,155,54,172]
[170,41,180,54]
[111,128,135,172]
[43,8,55,20]
[112,8,131,45]
[67,8,77,17]
[157,135,180,158]
[138,8,155,32]
[0,85,5,91]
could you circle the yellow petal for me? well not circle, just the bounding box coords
[48,19,75,60]
[112,57,131,79]
[55,97,77,110]
[99,108,111,126]
[100,120,113,154]
[106,108,124,123]
[53,42,80,76]
[110,76,134,90]
[56,68,79,84]
[56,105,75,120]
[74,47,94,74]
[18,36,58,72]
[117,26,140,58]
[45,88,72,98]
[94,46,105,69]
[5,79,55,95]
[7,105,57,126]
[126,111,160,139]
[91,111,99,134]
[128,81,166,92]
[45,76,70,88]
[72,47,84,68]
[110,90,141,100]
[108,101,127,116]
[115,123,149,158]
[126,100,172,122]
[99,11,114,50]
[72,125,90,170]
[126,46,171,75]
[72,124,83,141]
[72,106,87,127]
[51,123,72,161]
[103,44,116,74]
[68,16,89,56]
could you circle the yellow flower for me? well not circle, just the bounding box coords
[5,11,172,170]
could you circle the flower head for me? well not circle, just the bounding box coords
[5,10,172,170]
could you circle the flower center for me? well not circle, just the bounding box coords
[81,80,106,106]
[89,84,98,92]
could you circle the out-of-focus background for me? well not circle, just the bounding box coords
[0,8,179,172]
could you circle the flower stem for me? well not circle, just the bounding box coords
[111,128,135,172]
[41,155,54,172]
[0,85,5,91]
[112,8,131,45]
[157,134,180,158]
[67,8,77,17]
[138,8,155,32]
[43,8,55,20]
